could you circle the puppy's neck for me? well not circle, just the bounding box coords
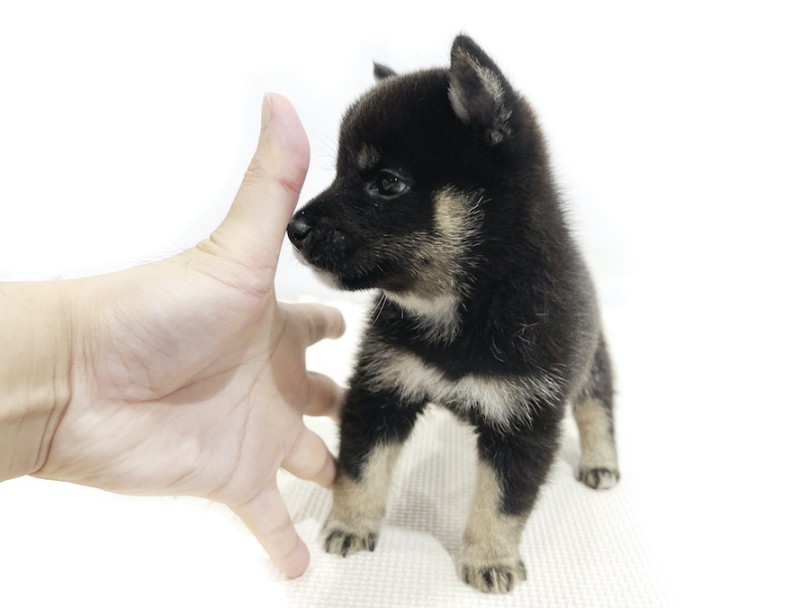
[381,290,461,343]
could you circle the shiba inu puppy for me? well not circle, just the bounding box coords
[287,35,619,594]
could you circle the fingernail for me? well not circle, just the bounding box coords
[261,93,273,130]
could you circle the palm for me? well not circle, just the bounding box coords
[44,259,283,496]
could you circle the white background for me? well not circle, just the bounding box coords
[1,1,809,606]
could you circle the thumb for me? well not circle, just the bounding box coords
[211,93,310,275]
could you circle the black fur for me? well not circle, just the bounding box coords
[288,35,617,590]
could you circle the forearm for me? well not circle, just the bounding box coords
[0,281,73,481]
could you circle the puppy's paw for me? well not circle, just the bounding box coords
[460,557,527,594]
[577,466,620,490]
[322,520,379,557]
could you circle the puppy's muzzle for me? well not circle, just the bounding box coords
[287,209,350,269]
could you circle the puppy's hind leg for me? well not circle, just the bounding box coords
[573,334,620,490]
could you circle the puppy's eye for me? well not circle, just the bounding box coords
[370,171,409,198]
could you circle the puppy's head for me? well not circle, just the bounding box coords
[288,35,539,298]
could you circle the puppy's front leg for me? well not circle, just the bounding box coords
[324,442,400,556]
[461,459,529,593]
[323,384,426,557]
[461,409,563,593]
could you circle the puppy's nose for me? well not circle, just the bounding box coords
[287,215,312,248]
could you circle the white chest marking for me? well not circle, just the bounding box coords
[365,345,562,429]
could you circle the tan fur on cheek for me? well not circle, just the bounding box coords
[381,187,484,343]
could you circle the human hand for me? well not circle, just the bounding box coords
[33,94,344,578]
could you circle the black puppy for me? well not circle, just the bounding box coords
[287,35,619,594]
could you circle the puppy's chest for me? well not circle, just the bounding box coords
[362,338,561,428]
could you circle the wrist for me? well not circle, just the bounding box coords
[0,281,74,481]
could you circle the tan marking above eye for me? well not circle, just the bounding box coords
[357,145,380,171]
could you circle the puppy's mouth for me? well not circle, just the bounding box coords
[290,240,405,292]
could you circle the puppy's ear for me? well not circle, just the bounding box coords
[373,62,397,82]
[448,35,513,145]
